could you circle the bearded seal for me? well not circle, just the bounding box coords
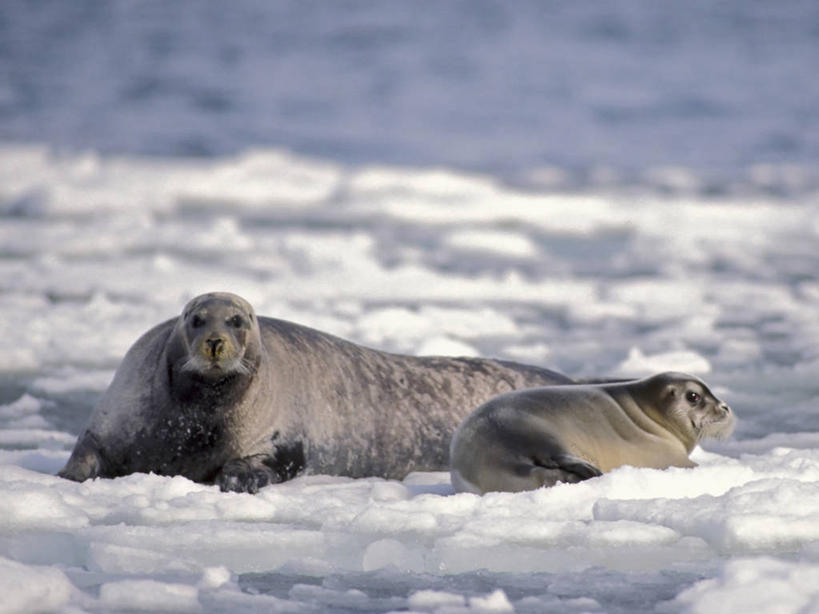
[450,372,736,494]
[59,292,573,493]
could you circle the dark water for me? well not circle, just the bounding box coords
[1,0,818,187]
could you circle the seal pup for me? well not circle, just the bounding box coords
[450,372,735,494]
[59,292,573,493]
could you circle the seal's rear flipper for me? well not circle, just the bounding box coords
[58,432,103,481]
[529,453,602,487]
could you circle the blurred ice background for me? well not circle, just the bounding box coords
[3,0,819,189]
[1,1,819,613]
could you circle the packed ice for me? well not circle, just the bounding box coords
[0,144,818,613]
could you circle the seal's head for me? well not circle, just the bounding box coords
[172,292,261,380]
[637,371,736,446]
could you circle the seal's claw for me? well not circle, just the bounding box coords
[217,456,278,494]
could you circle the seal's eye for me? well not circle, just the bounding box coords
[685,391,701,405]
[228,315,244,328]
[191,314,205,328]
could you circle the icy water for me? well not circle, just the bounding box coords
[2,2,819,613]
[3,0,819,187]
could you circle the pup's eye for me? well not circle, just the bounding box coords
[191,314,205,328]
[228,315,244,328]
[685,391,701,405]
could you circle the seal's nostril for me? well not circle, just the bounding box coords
[206,338,224,357]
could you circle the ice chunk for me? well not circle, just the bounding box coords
[469,589,514,612]
[0,556,74,614]
[361,538,425,572]
[445,230,538,258]
[672,558,819,614]
[616,347,711,376]
[416,336,479,357]
[0,471,89,531]
[408,590,466,610]
[99,579,201,612]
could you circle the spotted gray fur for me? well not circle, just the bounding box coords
[59,292,572,493]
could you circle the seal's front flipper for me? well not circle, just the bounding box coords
[552,453,603,480]
[217,441,306,494]
[58,432,103,482]
[529,453,602,487]
[217,454,280,494]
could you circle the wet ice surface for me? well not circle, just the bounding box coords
[3,2,819,190]
[1,146,819,613]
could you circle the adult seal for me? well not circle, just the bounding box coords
[59,292,573,493]
[450,371,735,494]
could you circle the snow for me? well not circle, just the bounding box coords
[0,144,818,612]
[672,558,819,614]
[3,444,819,611]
